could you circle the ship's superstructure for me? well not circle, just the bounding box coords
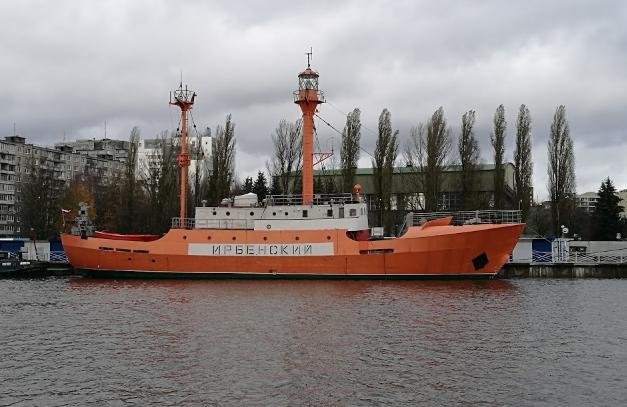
[61,55,524,279]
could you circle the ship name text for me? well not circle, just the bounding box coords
[188,243,334,256]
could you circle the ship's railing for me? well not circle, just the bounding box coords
[171,217,254,230]
[293,90,325,103]
[266,193,354,206]
[410,210,522,226]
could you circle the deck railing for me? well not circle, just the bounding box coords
[265,193,355,206]
[171,218,254,230]
[410,210,522,226]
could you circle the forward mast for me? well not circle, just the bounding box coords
[170,83,196,220]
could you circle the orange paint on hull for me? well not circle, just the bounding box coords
[61,223,524,278]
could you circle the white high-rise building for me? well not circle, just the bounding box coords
[136,135,212,184]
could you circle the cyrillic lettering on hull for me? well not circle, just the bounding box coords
[188,243,334,256]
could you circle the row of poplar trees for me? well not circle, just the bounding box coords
[266,104,577,236]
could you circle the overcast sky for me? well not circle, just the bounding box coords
[1,0,626,199]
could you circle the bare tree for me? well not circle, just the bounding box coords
[406,107,451,211]
[491,105,506,209]
[139,131,179,233]
[207,114,236,205]
[458,110,480,210]
[111,126,143,233]
[547,105,576,236]
[372,108,398,232]
[340,108,361,192]
[514,104,533,220]
[191,127,211,208]
[16,157,66,239]
[266,119,302,195]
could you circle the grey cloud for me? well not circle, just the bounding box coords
[1,0,626,197]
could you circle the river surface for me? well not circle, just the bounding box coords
[1,278,626,406]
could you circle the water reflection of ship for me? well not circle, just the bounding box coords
[61,55,523,279]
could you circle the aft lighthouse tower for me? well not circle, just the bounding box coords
[294,50,325,205]
[170,83,196,220]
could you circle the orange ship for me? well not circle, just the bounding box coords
[61,58,524,279]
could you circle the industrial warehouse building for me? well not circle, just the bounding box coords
[309,163,518,212]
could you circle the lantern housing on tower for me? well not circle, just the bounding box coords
[294,67,325,103]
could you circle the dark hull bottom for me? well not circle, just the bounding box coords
[79,268,497,280]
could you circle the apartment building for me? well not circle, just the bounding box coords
[137,134,211,183]
[0,135,124,236]
[54,138,130,163]
[576,190,627,217]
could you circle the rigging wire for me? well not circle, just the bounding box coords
[314,112,375,160]
[325,99,381,140]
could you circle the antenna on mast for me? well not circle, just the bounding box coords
[306,47,313,68]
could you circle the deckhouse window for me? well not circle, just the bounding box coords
[302,210,308,218]
[349,208,357,217]
[327,209,333,217]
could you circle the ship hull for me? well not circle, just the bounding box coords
[61,223,524,279]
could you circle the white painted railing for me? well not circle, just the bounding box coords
[49,251,69,263]
[3,251,69,263]
[528,250,627,265]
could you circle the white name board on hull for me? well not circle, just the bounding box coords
[188,243,334,256]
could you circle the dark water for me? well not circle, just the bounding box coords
[1,278,626,406]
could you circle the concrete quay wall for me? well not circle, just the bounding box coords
[501,263,627,278]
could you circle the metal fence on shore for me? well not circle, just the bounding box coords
[528,250,627,265]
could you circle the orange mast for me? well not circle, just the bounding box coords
[294,50,325,205]
[170,83,196,221]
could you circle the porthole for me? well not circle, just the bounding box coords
[128,257,132,261]
[212,211,217,216]
[326,235,331,240]
[272,212,276,216]
[285,211,289,216]
[232,236,236,241]
[295,236,300,241]
[226,211,230,216]
[183,235,187,240]
[263,236,268,241]
[250,211,254,216]
[151,259,156,263]
[207,236,211,240]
